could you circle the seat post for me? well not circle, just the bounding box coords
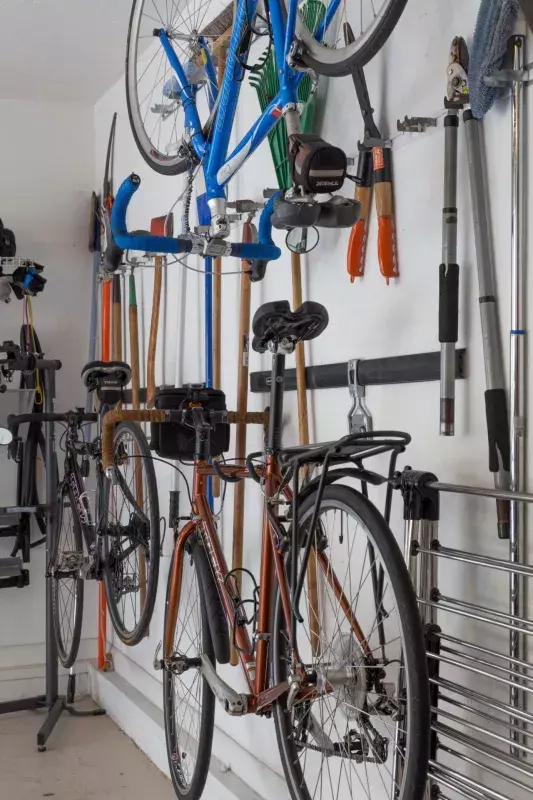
[267,345,289,453]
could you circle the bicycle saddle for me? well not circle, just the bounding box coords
[81,360,131,391]
[252,301,329,354]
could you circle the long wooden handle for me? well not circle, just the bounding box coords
[129,275,141,409]
[147,259,163,408]
[212,43,228,499]
[230,220,253,666]
[128,273,146,613]
[291,251,319,655]
[373,147,398,284]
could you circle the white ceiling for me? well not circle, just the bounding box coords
[0,0,134,103]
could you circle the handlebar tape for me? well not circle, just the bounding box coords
[112,174,281,263]
[112,175,194,255]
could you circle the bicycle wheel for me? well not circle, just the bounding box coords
[163,534,215,799]
[51,484,84,669]
[126,0,225,175]
[295,0,408,77]
[102,421,160,646]
[272,484,429,800]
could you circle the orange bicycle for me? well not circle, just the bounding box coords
[102,300,430,800]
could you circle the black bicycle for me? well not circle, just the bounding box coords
[8,360,160,667]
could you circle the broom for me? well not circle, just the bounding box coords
[250,2,325,654]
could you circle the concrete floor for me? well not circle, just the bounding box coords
[1,705,176,799]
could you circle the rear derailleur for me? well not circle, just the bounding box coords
[293,705,389,764]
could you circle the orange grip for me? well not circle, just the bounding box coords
[227,411,269,427]
[102,409,166,472]
[347,220,368,282]
[377,216,398,285]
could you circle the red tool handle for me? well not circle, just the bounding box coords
[347,150,373,282]
[373,147,398,285]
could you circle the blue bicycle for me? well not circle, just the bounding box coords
[109,0,407,273]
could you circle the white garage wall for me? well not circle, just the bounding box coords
[92,0,532,795]
[0,100,96,696]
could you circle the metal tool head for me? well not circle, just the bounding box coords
[446,36,470,108]
[227,199,265,214]
[347,359,373,434]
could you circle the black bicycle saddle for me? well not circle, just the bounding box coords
[81,360,131,391]
[252,301,329,354]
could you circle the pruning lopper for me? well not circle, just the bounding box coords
[344,23,398,285]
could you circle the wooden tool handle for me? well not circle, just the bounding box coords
[129,275,141,410]
[373,148,398,284]
[230,220,252,667]
[291,251,309,445]
[291,251,319,655]
[147,260,163,408]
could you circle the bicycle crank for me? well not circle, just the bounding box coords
[153,645,248,717]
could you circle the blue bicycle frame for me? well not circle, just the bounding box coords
[112,0,341,264]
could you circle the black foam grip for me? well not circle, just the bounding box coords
[169,490,180,525]
[485,389,511,473]
[439,263,459,343]
[103,240,124,273]
[250,259,268,282]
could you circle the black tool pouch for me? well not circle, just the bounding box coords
[289,134,347,193]
[150,386,230,459]
[0,219,16,257]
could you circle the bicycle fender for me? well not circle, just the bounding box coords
[190,537,230,665]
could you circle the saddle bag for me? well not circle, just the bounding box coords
[150,386,230,459]
[289,134,347,193]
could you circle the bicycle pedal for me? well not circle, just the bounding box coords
[153,641,163,671]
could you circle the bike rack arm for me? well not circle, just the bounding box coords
[250,349,466,393]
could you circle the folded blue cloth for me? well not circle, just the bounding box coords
[469,0,520,118]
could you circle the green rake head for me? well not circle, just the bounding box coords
[250,0,325,191]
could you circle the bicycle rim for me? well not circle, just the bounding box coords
[52,487,84,669]
[295,0,408,76]
[103,422,160,646]
[126,0,225,175]
[164,537,215,798]
[272,485,429,800]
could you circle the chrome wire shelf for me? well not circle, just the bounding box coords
[401,476,533,800]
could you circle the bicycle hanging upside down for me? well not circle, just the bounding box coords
[105,0,409,275]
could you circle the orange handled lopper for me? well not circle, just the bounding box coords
[345,24,398,285]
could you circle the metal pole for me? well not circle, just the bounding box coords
[44,367,58,707]
[463,111,510,538]
[509,34,526,749]
[430,481,533,504]
[440,111,459,436]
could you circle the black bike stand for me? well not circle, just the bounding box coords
[0,354,105,750]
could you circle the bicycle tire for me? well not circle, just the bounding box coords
[271,484,430,800]
[102,421,160,646]
[126,0,200,176]
[163,534,215,799]
[16,325,48,549]
[295,0,408,77]
[51,484,85,669]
